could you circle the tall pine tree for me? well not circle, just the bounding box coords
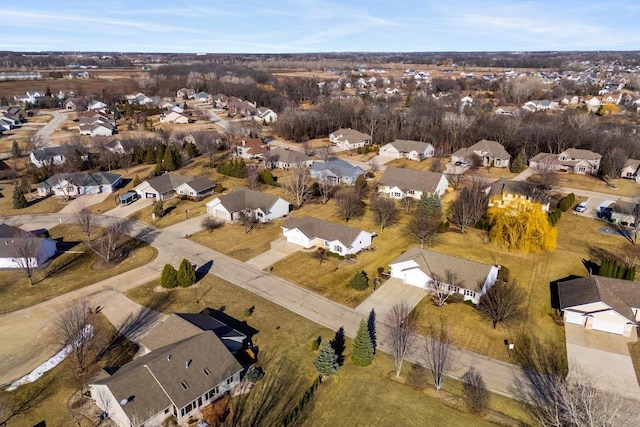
[352,319,374,366]
[13,185,27,209]
[417,193,442,216]
[313,341,339,377]
[160,264,178,289]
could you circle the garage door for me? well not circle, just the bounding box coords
[564,311,585,326]
[213,209,230,221]
[591,319,625,335]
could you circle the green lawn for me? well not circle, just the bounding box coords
[126,276,530,426]
[0,224,157,314]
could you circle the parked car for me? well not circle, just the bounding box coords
[575,202,588,213]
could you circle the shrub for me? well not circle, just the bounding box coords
[437,221,450,233]
[349,271,369,291]
[177,258,196,287]
[462,368,489,414]
[160,264,178,289]
[246,366,265,383]
[152,201,164,218]
[311,336,321,351]
[132,174,141,187]
[244,306,255,317]
[12,186,27,209]
[259,169,278,186]
[202,216,224,231]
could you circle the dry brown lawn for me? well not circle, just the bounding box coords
[629,340,640,387]
[0,183,66,216]
[550,173,640,198]
[129,195,214,228]
[0,224,157,314]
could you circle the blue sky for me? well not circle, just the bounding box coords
[2,1,640,53]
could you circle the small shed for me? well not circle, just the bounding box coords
[119,192,137,206]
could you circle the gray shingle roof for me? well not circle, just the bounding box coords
[330,128,371,144]
[391,247,495,291]
[0,224,48,258]
[557,276,640,322]
[310,159,364,178]
[378,167,446,194]
[452,139,511,160]
[180,176,215,193]
[562,148,602,161]
[386,139,431,153]
[31,145,87,161]
[267,147,311,164]
[37,172,121,189]
[143,173,192,194]
[488,178,550,204]
[282,215,365,247]
[216,187,284,213]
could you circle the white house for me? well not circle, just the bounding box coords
[328,128,372,150]
[133,173,193,201]
[378,167,448,200]
[90,326,243,426]
[389,247,500,304]
[36,172,122,197]
[30,145,89,168]
[309,159,365,186]
[206,187,291,223]
[282,216,373,255]
[378,140,434,161]
[0,224,57,269]
[557,148,602,175]
[87,100,107,111]
[487,178,550,212]
[555,276,640,337]
[160,111,189,124]
[174,177,216,200]
[621,159,640,182]
[265,147,314,169]
[256,107,277,123]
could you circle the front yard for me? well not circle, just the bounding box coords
[0,183,66,216]
[0,224,157,314]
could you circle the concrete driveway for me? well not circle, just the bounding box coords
[59,192,112,214]
[564,324,640,399]
[355,277,426,319]
[105,197,154,218]
[246,237,300,270]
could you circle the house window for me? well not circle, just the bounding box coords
[203,368,211,376]
[392,192,402,198]
[334,245,343,253]
[495,159,501,165]
[226,376,234,385]
[257,212,263,218]
[324,240,329,247]
[189,191,194,195]
[464,290,476,298]
[165,408,170,414]
[407,190,415,195]
[578,167,586,172]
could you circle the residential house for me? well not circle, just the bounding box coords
[388,247,501,304]
[206,187,291,223]
[265,147,313,169]
[378,167,449,200]
[608,201,638,226]
[560,95,581,105]
[78,111,116,137]
[133,173,193,201]
[529,149,601,175]
[378,140,434,161]
[36,172,122,197]
[176,88,195,100]
[0,159,13,179]
[486,178,550,212]
[282,216,373,255]
[0,224,57,269]
[309,159,365,185]
[494,106,520,116]
[30,145,89,168]
[87,100,108,112]
[175,177,216,200]
[194,91,212,103]
[451,139,511,168]
[621,159,640,182]
[553,276,640,336]
[602,92,623,105]
[13,91,45,105]
[256,107,277,123]
[89,326,243,426]
[233,138,269,160]
[584,95,602,107]
[160,111,190,124]
[105,139,136,155]
[328,128,372,150]
[126,92,153,106]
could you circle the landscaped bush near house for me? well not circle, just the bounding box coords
[548,209,562,226]
[557,193,575,212]
[202,216,225,231]
[152,201,164,218]
[349,271,369,291]
[160,264,178,288]
[217,158,247,178]
[177,258,196,287]
[259,169,278,186]
[598,257,636,280]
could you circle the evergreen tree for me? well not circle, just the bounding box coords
[510,148,527,173]
[313,341,339,377]
[351,319,374,366]
[155,144,167,164]
[160,264,178,288]
[144,146,156,164]
[152,201,164,218]
[349,271,369,290]
[12,185,27,209]
[162,145,177,171]
[177,258,196,287]
[417,193,442,216]
[132,174,142,187]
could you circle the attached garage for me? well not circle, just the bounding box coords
[564,311,586,326]
[591,318,626,335]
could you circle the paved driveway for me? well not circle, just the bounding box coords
[59,192,112,214]
[355,277,426,319]
[246,238,300,270]
[564,324,640,399]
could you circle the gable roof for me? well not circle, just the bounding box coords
[379,167,446,194]
[211,187,286,213]
[556,276,640,323]
[31,145,87,161]
[623,158,640,173]
[386,139,433,153]
[330,128,371,144]
[310,159,364,178]
[282,216,367,247]
[0,224,48,258]
[452,139,511,160]
[267,147,311,164]
[391,247,495,291]
[560,148,602,161]
[142,173,192,194]
[178,176,215,193]
[37,172,121,189]
[94,331,242,418]
[488,178,550,204]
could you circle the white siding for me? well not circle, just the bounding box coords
[591,318,626,335]
[564,310,585,326]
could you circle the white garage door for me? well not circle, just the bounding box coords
[564,311,585,326]
[591,319,625,335]
[212,209,230,221]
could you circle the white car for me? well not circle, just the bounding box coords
[575,202,588,213]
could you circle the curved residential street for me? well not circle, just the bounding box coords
[33,110,70,145]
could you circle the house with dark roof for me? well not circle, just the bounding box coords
[133,173,193,201]
[378,167,448,200]
[29,145,89,168]
[89,329,243,426]
[36,172,122,197]
[206,187,291,223]
[553,276,640,336]
[0,224,57,269]
[486,178,550,212]
[389,247,500,304]
[175,177,216,200]
[309,159,365,186]
[282,216,373,255]
[329,128,372,150]
[265,147,313,169]
[451,139,511,168]
[378,139,435,161]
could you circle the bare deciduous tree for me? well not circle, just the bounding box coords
[462,368,489,414]
[477,280,525,329]
[282,164,311,208]
[448,179,488,232]
[7,229,43,285]
[88,219,130,264]
[400,196,415,213]
[318,145,335,162]
[238,210,259,233]
[447,172,465,190]
[405,212,440,248]
[424,318,454,391]
[430,271,462,307]
[534,157,559,190]
[370,195,400,231]
[335,187,364,222]
[72,205,96,240]
[316,179,336,204]
[386,302,417,377]
[246,164,260,190]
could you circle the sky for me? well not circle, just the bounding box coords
[2,0,640,53]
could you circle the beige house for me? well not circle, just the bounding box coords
[451,139,511,168]
[378,139,435,161]
[530,149,601,175]
[377,167,448,200]
[329,128,372,150]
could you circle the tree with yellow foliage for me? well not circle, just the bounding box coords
[487,200,557,253]
[596,102,620,116]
